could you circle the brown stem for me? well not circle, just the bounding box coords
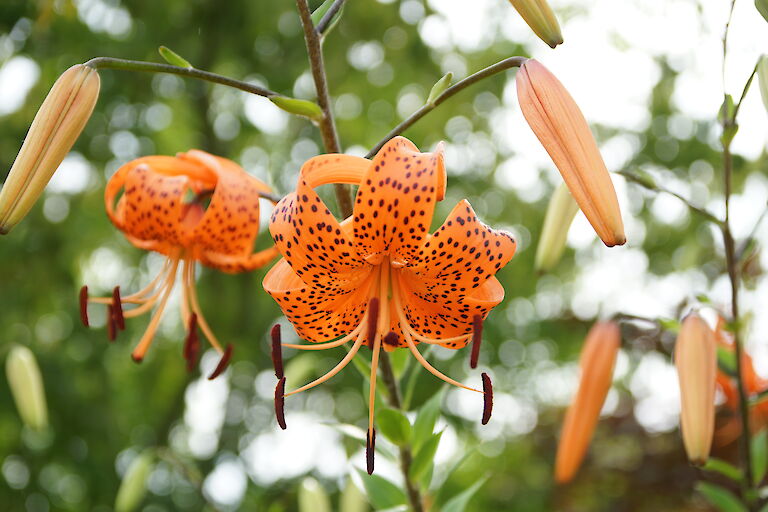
[379,351,424,512]
[294,0,353,217]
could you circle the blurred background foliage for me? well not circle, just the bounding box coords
[0,0,766,511]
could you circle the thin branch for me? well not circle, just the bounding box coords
[295,0,353,217]
[366,56,527,158]
[84,57,277,97]
[316,0,345,35]
[617,170,723,226]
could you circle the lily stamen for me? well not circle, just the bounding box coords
[271,324,284,379]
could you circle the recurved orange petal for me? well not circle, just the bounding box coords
[352,137,446,266]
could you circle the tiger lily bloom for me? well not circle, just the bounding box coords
[80,150,279,377]
[555,321,620,483]
[675,313,716,465]
[517,59,626,248]
[263,137,517,473]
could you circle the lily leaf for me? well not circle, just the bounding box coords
[441,476,489,512]
[696,482,748,512]
[158,46,193,69]
[377,408,412,446]
[356,470,407,510]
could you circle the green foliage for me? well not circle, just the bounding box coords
[158,45,193,68]
[753,429,768,486]
[704,458,744,483]
[356,470,406,510]
[377,408,412,446]
[696,482,748,512]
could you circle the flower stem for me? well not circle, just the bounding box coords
[379,351,424,512]
[294,0,353,217]
[84,57,277,97]
[365,56,527,158]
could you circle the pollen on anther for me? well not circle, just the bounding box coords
[470,315,483,369]
[481,372,493,425]
[366,298,380,348]
[208,344,233,380]
[366,428,377,474]
[79,286,89,327]
[271,324,284,379]
[106,305,116,342]
[112,286,125,331]
[184,313,200,372]
[275,377,287,430]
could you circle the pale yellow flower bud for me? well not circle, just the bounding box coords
[115,450,154,512]
[0,64,100,234]
[6,345,48,431]
[675,313,716,465]
[508,0,564,48]
[517,59,626,247]
[299,477,331,512]
[535,183,579,271]
[555,321,620,483]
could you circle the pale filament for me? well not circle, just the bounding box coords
[367,258,391,438]
[284,331,367,396]
[130,258,181,360]
[122,262,180,319]
[281,321,365,350]
[88,258,174,305]
[391,272,483,394]
[184,259,224,354]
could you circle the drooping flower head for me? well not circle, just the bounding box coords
[263,136,517,472]
[81,150,278,377]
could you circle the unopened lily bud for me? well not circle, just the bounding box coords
[298,477,331,512]
[0,64,100,234]
[535,183,579,271]
[115,450,154,512]
[508,0,563,48]
[555,321,620,483]
[6,345,48,431]
[675,313,716,466]
[758,55,768,115]
[517,59,625,247]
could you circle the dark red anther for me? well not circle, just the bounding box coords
[106,305,116,342]
[184,313,200,372]
[79,286,90,327]
[112,286,125,331]
[275,377,287,430]
[383,331,399,347]
[470,315,483,369]
[208,344,233,380]
[481,372,493,425]
[366,298,380,348]
[366,428,376,475]
[271,324,284,379]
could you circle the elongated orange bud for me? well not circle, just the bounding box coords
[555,321,620,483]
[675,313,716,465]
[508,0,563,49]
[517,59,625,247]
[0,64,100,234]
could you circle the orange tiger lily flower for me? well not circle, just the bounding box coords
[263,136,517,473]
[555,321,620,483]
[714,318,768,445]
[80,150,279,377]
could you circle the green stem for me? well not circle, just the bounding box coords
[366,56,526,158]
[294,0,353,217]
[316,0,346,35]
[84,57,277,97]
[616,170,723,226]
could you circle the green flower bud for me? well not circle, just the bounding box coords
[115,450,154,512]
[535,183,579,272]
[298,477,331,512]
[6,345,48,431]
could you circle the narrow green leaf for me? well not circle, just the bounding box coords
[758,55,768,114]
[753,429,768,485]
[269,96,324,121]
[115,451,154,512]
[412,390,442,451]
[409,431,442,484]
[299,478,331,512]
[158,46,193,68]
[377,408,412,446]
[756,0,768,23]
[327,423,367,442]
[703,458,744,483]
[427,72,453,105]
[718,346,738,377]
[658,317,680,333]
[696,482,748,512]
[441,476,489,512]
[312,0,345,35]
[356,470,407,510]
